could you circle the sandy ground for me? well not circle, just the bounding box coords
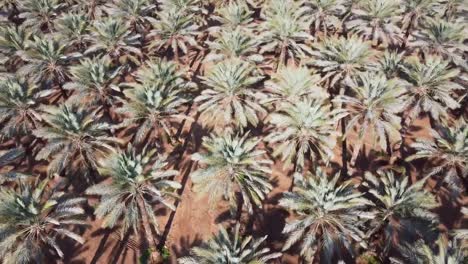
[1,102,465,264]
[58,112,466,264]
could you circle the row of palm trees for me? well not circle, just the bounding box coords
[0,0,466,263]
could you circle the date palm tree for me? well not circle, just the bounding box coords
[85,18,142,64]
[103,0,156,33]
[263,65,328,106]
[64,56,122,107]
[259,0,313,69]
[363,170,439,255]
[308,35,375,89]
[334,73,407,164]
[410,18,468,69]
[454,207,468,251]
[17,0,65,31]
[33,103,120,177]
[195,59,267,131]
[376,51,404,79]
[392,236,465,264]
[434,0,468,21]
[210,1,254,31]
[400,55,465,122]
[304,0,347,37]
[204,28,263,65]
[401,0,439,43]
[347,0,403,47]
[0,25,31,69]
[265,98,345,171]
[86,144,180,262]
[0,77,42,141]
[191,132,273,217]
[54,13,90,49]
[280,169,373,263]
[117,59,189,144]
[0,178,86,264]
[19,36,79,84]
[178,224,281,264]
[407,119,467,189]
[148,7,200,63]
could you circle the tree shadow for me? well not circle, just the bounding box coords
[170,235,204,259]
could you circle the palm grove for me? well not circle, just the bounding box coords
[0,0,466,263]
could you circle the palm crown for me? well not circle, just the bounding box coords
[334,73,407,164]
[0,77,42,140]
[0,178,86,264]
[191,132,273,215]
[347,0,403,47]
[33,103,120,177]
[363,170,439,253]
[86,144,180,236]
[308,35,375,88]
[64,56,122,106]
[400,55,464,122]
[280,169,373,262]
[407,119,468,187]
[259,0,313,68]
[117,59,189,144]
[195,59,266,131]
[178,224,281,264]
[265,98,345,170]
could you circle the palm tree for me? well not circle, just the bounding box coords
[410,18,468,69]
[0,77,42,141]
[86,144,180,262]
[407,119,467,190]
[363,170,439,255]
[64,56,122,107]
[376,51,405,79]
[454,207,468,251]
[333,73,407,164]
[304,0,347,37]
[259,0,313,69]
[148,7,200,63]
[178,224,281,263]
[54,13,90,49]
[103,0,156,33]
[0,25,31,69]
[392,236,465,264]
[191,132,273,218]
[401,0,439,43]
[195,59,266,131]
[210,1,255,31]
[265,98,345,171]
[33,103,120,178]
[0,148,25,167]
[117,59,189,144]
[347,0,403,47]
[19,36,79,84]
[85,18,142,64]
[0,178,86,264]
[434,0,468,21]
[400,55,465,123]
[263,65,328,106]
[280,169,373,263]
[17,0,65,31]
[204,28,263,65]
[308,35,375,89]
[71,0,107,19]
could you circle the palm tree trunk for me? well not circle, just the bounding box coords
[402,13,416,48]
[236,194,244,222]
[277,41,287,71]
[137,197,161,263]
[341,119,348,178]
